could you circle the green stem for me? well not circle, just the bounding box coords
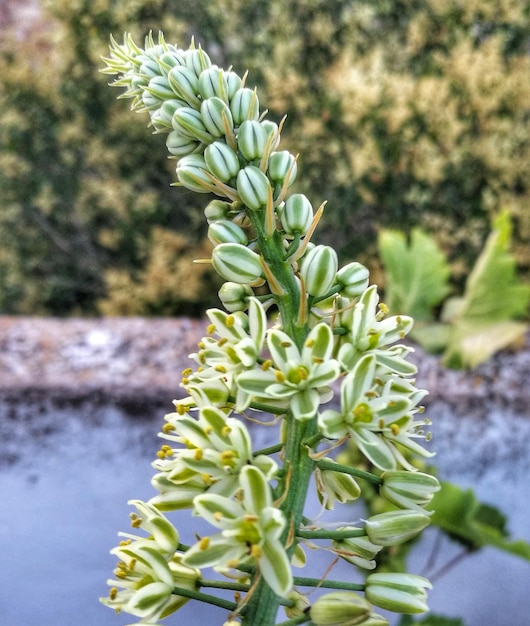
[241,209,316,626]
[292,577,365,591]
[296,528,365,540]
[316,459,383,486]
[200,579,250,593]
[172,585,239,612]
[254,442,284,457]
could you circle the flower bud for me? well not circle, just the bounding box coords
[204,142,240,182]
[225,70,243,100]
[198,66,229,100]
[142,89,162,111]
[300,244,338,297]
[237,120,269,161]
[261,120,281,150]
[380,471,440,512]
[218,282,254,312]
[204,199,233,222]
[159,99,185,127]
[201,97,234,138]
[176,154,212,193]
[208,219,248,246]
[139,58,161,80]
[364,510,430,547]
[332,532,383,570]
[167,65,201,107]
[230,87,260,125]
[336,262,370,298]
[268,150,297,186]
[237,165,272,210]
[316,466,361,510]
[280,193,313,235]
[172,107,214,144]
[212,243,263,284]
[166,130,202,157]
[310,591,372,626]
[157,49,185,72]
[147,75,175,101]
[284,590,310,619]
[183,47,212,77]
[365,573,432,614]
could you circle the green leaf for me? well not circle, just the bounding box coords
[379,228,450,321]
[442,211,530,368]
[428,481,530,561]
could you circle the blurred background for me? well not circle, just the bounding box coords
[1,0,529,318]
[1,2,530,626]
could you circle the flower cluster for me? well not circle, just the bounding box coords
[101,33,440,626]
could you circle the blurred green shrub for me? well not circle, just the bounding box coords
[1,0,529,314]
[379,211,530,368]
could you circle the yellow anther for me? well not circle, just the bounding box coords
[195,448,204,461]
[176,404,186,415]
[128,558,137,571]
[213,511,223,521]
[280,340,292,348]
[261,359,273,371]
[215,365,228,373]
[250,545,262,559]
[198,341,206,349]
[204,425,213,434]
[222,425,232,437]
[221,450,235,462]
[182,368,193,377]
[226,559,239,569]
[114,569,127,579]
[119,539,131,546]
[201,473,212,485]
[217,337,228,347]
[244,514,259,522]
[390,423,400,435]
[131,517,142,529]
[182,377,190,385]
[109,587,118,600]
[378,418,385,429]
[162,422,175,434]
[305,338,315,348]
[225,315,235,327]
[156,450,166,459]
[312,356,324,364]
[199,536,210,550]
[275,371,286,383]
[207,323,216,334]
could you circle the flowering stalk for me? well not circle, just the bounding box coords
[100,32,439,626]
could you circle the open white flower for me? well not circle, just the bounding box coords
[182,465,292,597]
[237,322,340,420]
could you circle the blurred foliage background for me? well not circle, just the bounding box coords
[0,0,529,316]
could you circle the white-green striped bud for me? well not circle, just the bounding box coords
[300,244,338,297]
[157,49,185,72]
[159,99,185,127]
[172,107,214,144]
[225,70,243,100]
[310,591,372,626]
[364,510,430,547]
[176,154,212,193]
[230,87,260,125]
[236,166,271,210]
[167,65,201,107]
[146,75,175,100]
[204,141,240,182]
[268,150,297,185]
[183,47,212,77]
[204,199,233,222]
[380,471,440,512]
[200,97,234,138]
[237,120,268,161]
[336,262,370,298]
[261,120,281,150]
[332,532,383,570]
[218,281,254,312]
[142,89,162,111]
[280,193,313,235]
[284,590,310,619]
[166,130,202,157]
[211,243,263,284]
[198,66,229,101]
[365,573,432,615]
[139,58,160,80]
[208,219,248,246]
